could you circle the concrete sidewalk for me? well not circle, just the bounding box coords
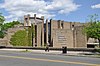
[0,48,94,56]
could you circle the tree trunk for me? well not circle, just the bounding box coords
[98,39,100,48]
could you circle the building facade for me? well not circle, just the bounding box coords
[1,14,99,48]
[24,14,44,47]
[24,14,87,48]
[47,20,87,48]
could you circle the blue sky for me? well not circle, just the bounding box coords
[0,0,100,23]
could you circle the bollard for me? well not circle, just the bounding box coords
[62,46,67,54]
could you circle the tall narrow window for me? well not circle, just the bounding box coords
[35,25,37,44]
[61,22,63,29]
[25,18,28,26]
[72,25,74,27]
[72,25,74,30]
[58,20,60,28]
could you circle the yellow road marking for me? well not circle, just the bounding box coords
[0,55,99,66]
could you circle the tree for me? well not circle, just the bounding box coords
[0,13,5,38]
[0,21,20,38]
[1,21,20,31]
[0,31,4,38]
[83,14,100,48]
[0,13,5,26]
[0,13,5,31]
[26,24,35,47]
[10,30,31,46]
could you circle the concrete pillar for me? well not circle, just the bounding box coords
[46,19,48,45]
[27,14,31,26]
[24,15,26,26]
[34,14,36,21]
[41,16,44,46]
[59,20,62,29]
[34,14,36,47]
[24,15,27,26]
[50,19,53,47]
[74,30,77,47]
[58,20,61,29]
[72,25,75,48]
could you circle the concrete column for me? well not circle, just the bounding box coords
[50,19,53,47]
[58,20,61,29]
[46,19,48,45]
[24,15,27,26]
[41,16,44,46]
[72,27,75,48]
[34,14,36,47]
[34,14,36,20]
[33,25,35,47]
[59,20,62,29]
[74,30,77,47]
[27,14,30,26]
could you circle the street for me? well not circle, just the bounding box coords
[0,50,100,66]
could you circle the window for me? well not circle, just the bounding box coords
[35,25,37,43]
[72,25,74,27]
[58,20,63,29]
[72,25,74,30]
[61,22,63,29]
[58,20,60,28]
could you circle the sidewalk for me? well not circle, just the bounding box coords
[0,48,96,56]
[0,49,94,55]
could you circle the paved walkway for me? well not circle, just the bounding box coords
[0,48,94,56]
[0,48,100,58]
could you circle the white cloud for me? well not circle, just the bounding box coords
[91,4,100,9]
[0,0,80,22]
[5,15,13,19]
[5,16,18,23]
[45,0,80,14]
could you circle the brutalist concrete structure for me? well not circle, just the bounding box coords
[0,14,96,48]
[24,14,44,47]
[24,14,87,48]
[47,19,87,48]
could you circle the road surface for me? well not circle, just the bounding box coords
[0,50,100,66]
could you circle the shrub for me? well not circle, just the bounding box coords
[96,48,100,53]
[10,30,31,46]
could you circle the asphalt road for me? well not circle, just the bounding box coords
[0,50,100,66]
